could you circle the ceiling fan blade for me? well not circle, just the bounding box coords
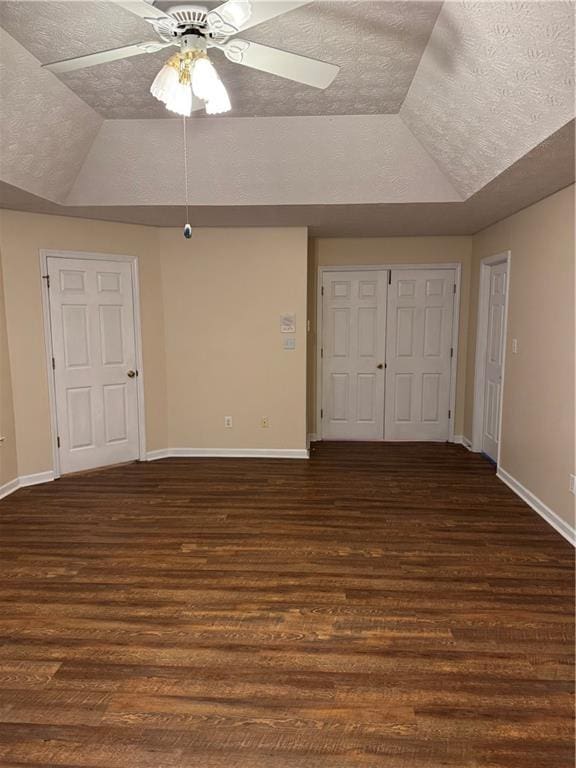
[218,39,339,89]
[43,41,173,74]
[208,0,313,35]
[108,0,171,21]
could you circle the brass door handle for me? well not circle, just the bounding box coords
[377,363,384,370]
[127,370,137,378]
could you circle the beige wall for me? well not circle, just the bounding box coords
[1,193,574,531]
[159,227,308,450]
[464,185,575,527]
[308,237,473,436]
[0,212,308,477]
[0,251,18,486]
[0,210,167,476]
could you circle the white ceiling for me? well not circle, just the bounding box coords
[0,0,574,234]
[0,0,442,118]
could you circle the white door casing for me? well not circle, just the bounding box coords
[384,269,455,441]
[482,261,508,461]
[321,270,388,440]
[47,255,141,474]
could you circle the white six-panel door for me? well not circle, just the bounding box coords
[48,256,141,474]
[321,271,388,440]
[384,269,455,441]
[482,261,508,461]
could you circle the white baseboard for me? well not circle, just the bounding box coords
[147,447,309,461]
[0,471,55,502]
[497,467,576,546]
[453,434,473,451]
[145,448,173,462]
[0,478,19,501]
[19,470,55,487]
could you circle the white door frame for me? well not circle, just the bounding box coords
[472,250,511,461]
[39,249,147,477]
[316,263,462,442]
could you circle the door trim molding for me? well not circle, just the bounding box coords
[472,251,511,460]
[39,249,147,478]
[316,263,462,442]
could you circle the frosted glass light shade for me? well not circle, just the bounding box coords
[150,64,179,104]
[205,78,232,114]
[164,81,193,116]
[191,58,220,101]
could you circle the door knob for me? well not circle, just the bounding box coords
[377,363,384,369]
[127,370,137,378]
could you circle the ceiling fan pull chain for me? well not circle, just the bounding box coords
[182,115,192,240]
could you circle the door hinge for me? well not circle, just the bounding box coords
[51,357,55,370]
[448,410,452,420]
[388,272,392,285]
[321,348,323,358]
[453,283,456,294]
[42,274,50,289]
[321,286,324,296]
[321,408,323,419]
[56,436,61,448]
[450,347,453,358]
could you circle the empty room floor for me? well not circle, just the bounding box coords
[0,442,573,768]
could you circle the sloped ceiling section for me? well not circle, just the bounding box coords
[0,28,102,203]
[66,116,461,206]
[401,0,575,198]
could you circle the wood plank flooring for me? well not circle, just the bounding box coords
[0,442,573,768]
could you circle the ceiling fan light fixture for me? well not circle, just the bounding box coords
[205,78,232,114]
[191,56,220,101]
[150,54,180,104]
[164,80,193,116]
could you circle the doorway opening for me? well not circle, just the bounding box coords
[472,251,511,465]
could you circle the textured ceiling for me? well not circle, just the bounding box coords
[1,121,573,237]
[402,0,575,197]
[0,27,102,203]
[0,0,442,118]
[66,116,461,206]
[0,1,574,230]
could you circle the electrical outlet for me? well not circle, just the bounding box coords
[512,338,519,354]
[224,416,233,428]
[261,417,270,428]
[570,474,576,495]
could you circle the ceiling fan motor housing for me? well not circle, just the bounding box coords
[152,5,212,42]
[167,5,208,28]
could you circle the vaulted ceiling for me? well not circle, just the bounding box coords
[0,0,574,235]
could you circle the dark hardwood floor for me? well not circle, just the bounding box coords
[0,442,573,768]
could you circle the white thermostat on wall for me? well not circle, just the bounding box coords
[280,314,296,333]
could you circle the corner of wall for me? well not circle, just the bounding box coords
[0,245,19,489]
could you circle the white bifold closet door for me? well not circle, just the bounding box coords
[321,270,388,440]
[48,256,141,474]
[384,269,455,441]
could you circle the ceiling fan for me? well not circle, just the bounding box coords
[42,0,341,116]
